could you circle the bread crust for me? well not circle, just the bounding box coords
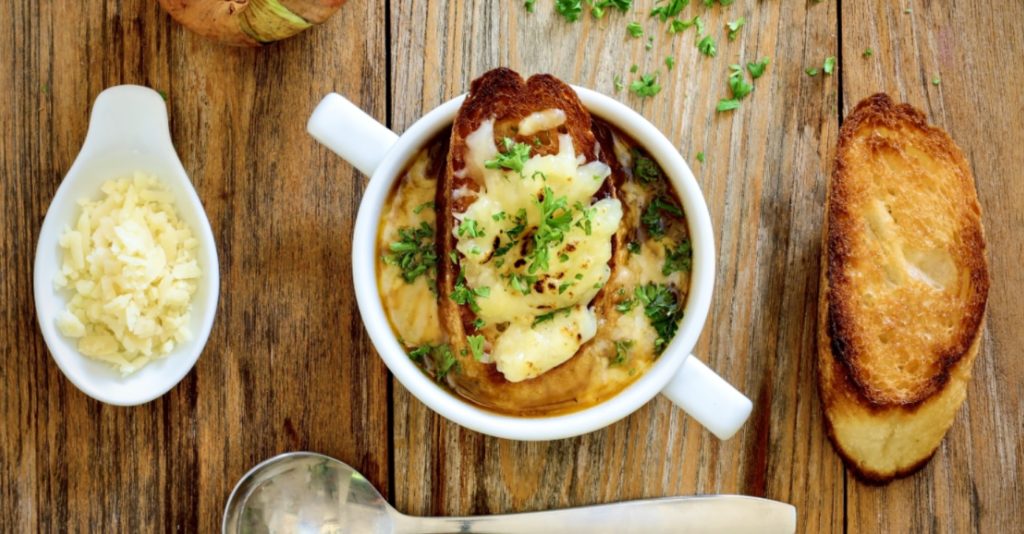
[819,93,989,481]
[436,69,624,414]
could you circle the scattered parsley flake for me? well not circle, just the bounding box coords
[747,57,770,78]
[629,72,662,97]
[627,21,644,37]
[863,47,873,58]
[613,74,625,92]
[932,76,941,86]
[385,221,438,285]
[823,56,837,75]
[634,283,683,353]
[611,339,635,366]
[726,17,745,40]
[413,201,434,214]
[524,0,537,13]
[665,55,675,70]
[556,0,584,21]
[696,151,705,163]
[662,239,692,275]
[697,35,717,57]
[646,36,655,50]
[632,148,663,183]
[630,63,640,73]
[805,67,820,77]
[650,0,687,22]
[484,137,532,173]
[532,307,573,327]
[716,98,741,112]
[467,335,485,361]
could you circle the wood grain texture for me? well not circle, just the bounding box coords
[2,0,1021,532]
[0,0,387,531]
[839,1,1024,532]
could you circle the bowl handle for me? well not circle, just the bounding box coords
[661,355,753,440]
[307,93,399,177]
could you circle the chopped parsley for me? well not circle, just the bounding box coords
[613,74,625,92]
[532,307,573,327]
[932,76,941,86]
[529,186,574,273]
[823,56,836,75]
[409,344,459,381]
[662,239,692,275]
[716,99,740,111]
[630,72,662,97]
[592,0,633,18]
[650,0,687,21]
[558,281,575,294]
[634,283,683,352]
[668,16,701,34]
[616,295,637,313]
[384,222,438,284]
[696,151,705,163]
[728,64,753,99]
[632,148,662,183]
[642,195,683,238]
[665,55,675,71]
[627,21,644,37]
[611,339,635,366]
[646,36,655,50]
[555,0,584,22]
[456,218,484,238]
[524,0,537,13]
[805,67,819,77]
[467,334,486,361]
[863,47,873,58]
[626,241,642,255]
[450,271,490,313]
[630,63,640,73]
[747,57,770,78]
[697,35,717,57]
[726,17,745,40]
[492,211,506,222]
[485,137,532,174]
[508,273,536,296]
[412,201,434,214]
[574,201,596,235]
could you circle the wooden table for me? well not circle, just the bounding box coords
[2,1,1021,531]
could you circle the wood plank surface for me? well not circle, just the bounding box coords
[0,1,387,531]
[1,0,1021,532]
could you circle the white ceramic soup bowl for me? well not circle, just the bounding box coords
[308,85,752,441]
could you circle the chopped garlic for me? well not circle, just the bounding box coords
[54,173,200,376]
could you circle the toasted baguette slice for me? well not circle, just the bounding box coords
[435,68,626,414]
[818,93,989,482]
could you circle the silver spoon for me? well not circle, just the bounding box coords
[223,452,796,534]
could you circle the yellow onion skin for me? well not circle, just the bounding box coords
[158,0,346,47]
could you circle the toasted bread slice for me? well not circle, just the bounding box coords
[435,68,627,414]
[818,93,989,482]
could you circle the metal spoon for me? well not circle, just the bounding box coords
[223,452,796,534]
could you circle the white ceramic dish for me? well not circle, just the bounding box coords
[33,85,219,406]
[308,84,752,441]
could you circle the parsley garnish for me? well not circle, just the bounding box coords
[665,56,675,70]
[634,283,682,352]
[630,63,640,73]
[646,36,655,50]
[668,16,701,34]
[409,344,460,381]
[823,56,836,75]
[413,201,434,214]
[524,0,537,13]
[408,345,432,361]
[863,47,873,58]
[932,76,941,86]
[728,64,753,99]
[450,271,490,313]
[650,0,687,21]
[747,57,770,78]
[632,148,662,183]
[627,21,644,37]
[630,72,662,97]
[574,201,596,235]
[716,99,740,111]
[805,67,819,77]
[696,151,705,163]
[616,296,637,313]
[663,239,692,275]
[626,241,641,255]
[593,0,633,18]
[726,17,745,40]
[611,339,635,366]
[467,335,486,361]
[642,196,683,238]
[507,272,536,295]
[697,35,717,57]
[457,218,484,238]
[384,222,438,284]
[613,74,625,92]
[532,307,573,327]
[485,137,532,174]
[529,187,573,273]
[555,0,584,21]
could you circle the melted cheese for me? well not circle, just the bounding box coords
[456,117,622,382]
[518,109,567,136]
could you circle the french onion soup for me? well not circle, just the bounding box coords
[376,70,692,416]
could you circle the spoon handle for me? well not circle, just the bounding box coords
[392,495,795,534]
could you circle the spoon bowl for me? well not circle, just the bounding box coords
[223,452,797,534]
[33,85,219,406]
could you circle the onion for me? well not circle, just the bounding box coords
[158,0,346,47]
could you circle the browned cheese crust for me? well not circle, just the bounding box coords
[818,93,989,482]
[435,68,626,414]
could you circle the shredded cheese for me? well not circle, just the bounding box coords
[54,173,200,375]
